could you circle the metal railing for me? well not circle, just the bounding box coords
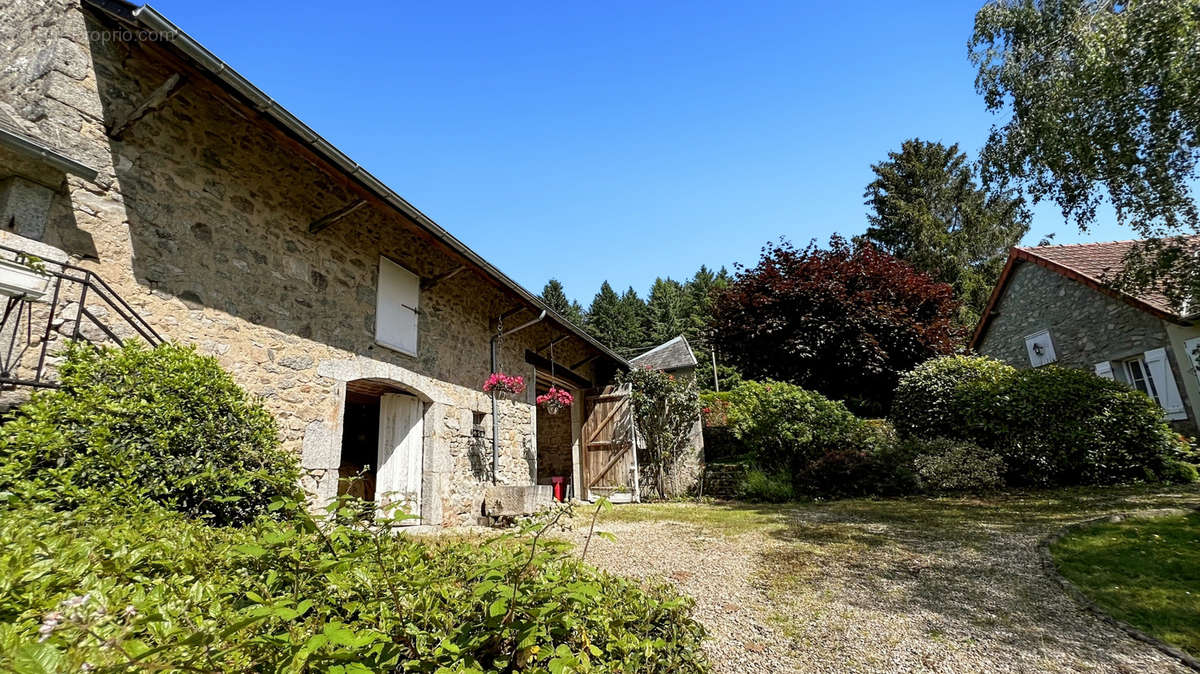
[0,243,161,389]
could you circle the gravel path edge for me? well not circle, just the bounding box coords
[1037,509,1200,673]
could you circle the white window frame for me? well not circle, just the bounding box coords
[1121,356,1161,405]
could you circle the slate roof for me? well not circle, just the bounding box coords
[630,335,698,372]
[969,238,1197,349]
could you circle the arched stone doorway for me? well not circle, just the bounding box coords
[338,379,425,520]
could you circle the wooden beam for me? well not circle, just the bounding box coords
[570,353,600,370]
[525,349,591,388]
[107,73,185,139]
[421,264,466,290]
[535,335,569,354]
[308,198,367,234]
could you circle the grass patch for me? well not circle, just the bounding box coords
[1051,511,1200,657]
[598,501,795,536]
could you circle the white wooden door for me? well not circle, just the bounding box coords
[376,393,423,523]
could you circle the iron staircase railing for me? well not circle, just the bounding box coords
[0,243,162,389]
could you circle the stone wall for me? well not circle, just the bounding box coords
[0,0,615,525]
[701,463,746,500]
[976,260,1196,433]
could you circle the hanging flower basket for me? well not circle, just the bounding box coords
[537,386,573,415]
[483,372,526,396]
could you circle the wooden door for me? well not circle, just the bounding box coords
[377,393,423,523]
[580,386,639,502]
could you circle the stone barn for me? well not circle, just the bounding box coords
[0,0,645,525]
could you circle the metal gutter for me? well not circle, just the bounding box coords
[122,3,628,368]
[0,126,99,182]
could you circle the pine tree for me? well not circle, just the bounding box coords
[539,278,584,326]
[645,277,690,346]
[584,281,623,348]
[616,287,650,352]
[863,138,1028,327]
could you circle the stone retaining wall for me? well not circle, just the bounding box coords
[702,463,746,499]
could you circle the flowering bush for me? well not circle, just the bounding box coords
[483,372,526,395]
[536,386,573,414]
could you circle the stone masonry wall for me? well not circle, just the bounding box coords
[0,0,611,525]
[976,260,1196,433]
[535,403,572,483]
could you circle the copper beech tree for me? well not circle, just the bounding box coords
[709,236,961,415]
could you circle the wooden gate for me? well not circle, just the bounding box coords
[580,385,639,502]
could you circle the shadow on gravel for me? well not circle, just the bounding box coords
[712,485,1200,671]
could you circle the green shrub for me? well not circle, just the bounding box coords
[725,380,861,483]
[736,468,794,502]
[890,355,1014,440]
[1163,460,1200,485]
[0,341,297,525]
[0,495,709,673]
[892,356,1185,487]
[910,437,1006,492]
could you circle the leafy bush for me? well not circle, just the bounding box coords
[0,494,709,673]
[0,341,297,526]
[724,380,861,486]
[910,437,1006,493]
[890,355,1014,440]
[1163,459,1200,485]
[892,356,1188,486]
[619,366,702,499]
[736,468,794,503]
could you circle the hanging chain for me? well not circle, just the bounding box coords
[549,340,555,381]
[495,314,504,373]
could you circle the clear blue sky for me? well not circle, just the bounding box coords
[151,0,1136,305]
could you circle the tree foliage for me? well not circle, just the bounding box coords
[970,0,1200,306]
[709,236,960,415]
[567,268,735,391]
[863,138,1029,326]
[618,367,701,499]
[539,278,584,326]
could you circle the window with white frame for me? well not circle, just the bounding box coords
[1099,347,1187,421]
[1122,356,1161,405]
[375,256,419,356]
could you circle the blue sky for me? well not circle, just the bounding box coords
[152,0,1137,305]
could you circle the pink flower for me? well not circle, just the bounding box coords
[483,372,526,395]
[536,386,573,407]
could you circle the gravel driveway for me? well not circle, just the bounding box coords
[563,488,1200,673]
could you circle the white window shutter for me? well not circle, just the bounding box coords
[1024,330,1057,367]
[375,256,419,355]
[1184,337,1200,380]
[1143,347,1187,421]
[1094,361,1114,380]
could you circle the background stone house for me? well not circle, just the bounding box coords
[0,0,642,525]
[971,241,1200,435]
[629,334,705,495]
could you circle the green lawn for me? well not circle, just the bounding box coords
[1051,511,1200,657]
